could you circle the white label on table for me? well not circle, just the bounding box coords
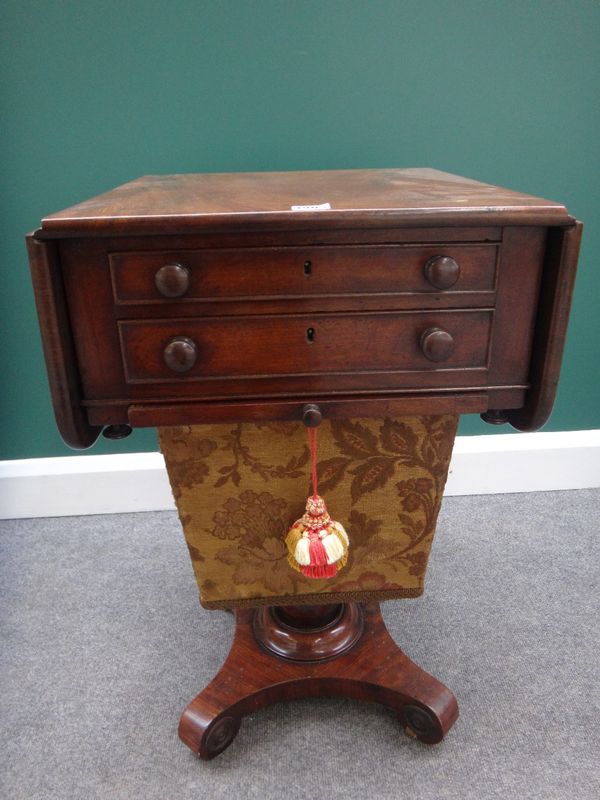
[290,203,332,211]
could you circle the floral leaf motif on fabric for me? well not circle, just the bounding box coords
[260,536,287,559]
[158,429,218,496]
[209,491,297,594]
[217,424,310,486]
[166,425,193,445]
[263,562,295,595]
[331,419,380,459]
[347,509,383,543]
[208,490,288,541]
[379,418,418,456]
[345,510,384,571]
[357,538,397,565]
[416,416,459,491]
[159,428,217,461]
[392,477,437,557]
[164,459,210,495]
[230,535,295,594]
[349,457,396,502]
[255,421,297,436]
[316,456,352,493]
[232,560,266,585]
[397,512,419,536]
[272,448,310,479]
[214,467,241,488]
[186,542,205,563]
[405,551,429,576]
[420,440,439,474]
[214,546,239,565]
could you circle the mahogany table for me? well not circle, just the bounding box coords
[27,168,581,758]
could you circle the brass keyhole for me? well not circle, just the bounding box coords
[303,260,312,276]
[306,327,315,343]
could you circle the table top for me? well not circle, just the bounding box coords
[40,168,573,237]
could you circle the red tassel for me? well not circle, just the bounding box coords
[308,536,328,566]
[301,562,338,579]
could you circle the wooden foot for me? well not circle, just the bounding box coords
[179,602,458,759]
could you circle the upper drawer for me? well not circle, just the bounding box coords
[109,244,498,304]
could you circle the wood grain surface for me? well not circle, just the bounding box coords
[40,168,572,236]
[178,602,459,759]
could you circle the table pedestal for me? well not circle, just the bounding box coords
[179,602,458,759]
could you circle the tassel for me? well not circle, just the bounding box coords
[321,532,344,564]
[308,536,328,566]
[294,535,311,566]
[285,425,349,579]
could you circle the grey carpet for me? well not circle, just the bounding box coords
[1,489,599,800]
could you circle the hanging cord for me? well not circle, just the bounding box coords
[308,426,318,498]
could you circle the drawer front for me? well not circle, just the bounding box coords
[110,244,497,304]
[119,310,492,384]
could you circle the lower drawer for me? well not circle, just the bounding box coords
[118,310,492,384]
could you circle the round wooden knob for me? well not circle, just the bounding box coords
[480,409,509,425]
[163,336,198,372]
[155,263,190,297]
[423,256,460,290]
[420,328,455,362]
[302,403,322,427]
[102,424,132,440]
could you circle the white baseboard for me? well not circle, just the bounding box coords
[445,429,600,496]
[1,430,599,520]
[0,453,174,520]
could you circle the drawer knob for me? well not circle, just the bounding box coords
[420,327,455,362]
[155,263,190,297]
[163,336,198,372]
[302,403,322,427]
[424,256,460,290]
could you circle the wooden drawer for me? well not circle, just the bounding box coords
[118,310,492,384]
[109,244,498,304]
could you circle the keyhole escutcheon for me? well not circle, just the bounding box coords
[306,327,315,343]
[303,260,312,276]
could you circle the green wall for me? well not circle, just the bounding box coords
[1,1,598,459]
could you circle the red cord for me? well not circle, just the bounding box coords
[308,427,318,498]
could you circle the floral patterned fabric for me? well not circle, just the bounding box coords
[158,415,458,609]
